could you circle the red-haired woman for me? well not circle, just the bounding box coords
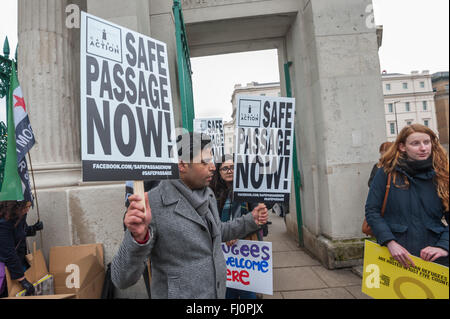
[365,124,449,267]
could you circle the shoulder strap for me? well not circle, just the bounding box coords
[380,173,392,217]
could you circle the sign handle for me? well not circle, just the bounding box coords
[133,181,146,216]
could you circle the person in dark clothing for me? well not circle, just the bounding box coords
[0,201,43,297]
[368,141,393,187]
[365,124,449,268]
[210,154,266,299]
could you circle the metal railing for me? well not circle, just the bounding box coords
[173,0,195,132]
[0,37,17,99]
[0,36,17,190]
[284,61,304,247]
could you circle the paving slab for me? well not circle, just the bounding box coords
[311,266,362,287]
[262,292,283,299]
[345,285,373,299]
[281,287,356,299]
[273,267,328,291]
[264,215,369,299]
[271,240,298,252]
[273,251,321,268]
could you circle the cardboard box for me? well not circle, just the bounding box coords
[50,244,105,299]
[5,249,49,297]
[4,244,105,299]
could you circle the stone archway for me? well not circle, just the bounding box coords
[172,0,386,269]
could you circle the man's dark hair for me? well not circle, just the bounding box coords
[176,132,212,163]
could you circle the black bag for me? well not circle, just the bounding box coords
[262,223,269,237]
[101,263,115,299]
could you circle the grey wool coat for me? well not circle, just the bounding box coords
[111,180,259,299]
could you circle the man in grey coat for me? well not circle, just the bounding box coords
[111,132,268,299]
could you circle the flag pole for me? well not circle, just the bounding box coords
[27,151,43,251]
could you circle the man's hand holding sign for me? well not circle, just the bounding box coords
[251,203,268,226]
[124,193,151,242]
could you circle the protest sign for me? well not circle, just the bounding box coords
[221,240,273,295]
[193,118,224,163]
[80,12,179,182]
[362,240,449,299]
[233,95,296,203]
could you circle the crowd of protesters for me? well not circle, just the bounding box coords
[1,124,448,299]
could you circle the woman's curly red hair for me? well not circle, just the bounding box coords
[379,124,449,212]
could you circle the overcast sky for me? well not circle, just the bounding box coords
[1,0,449,124]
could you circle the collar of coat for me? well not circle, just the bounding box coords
[158,180,214,206]
[156,180,219,238]
[395,165,436,182]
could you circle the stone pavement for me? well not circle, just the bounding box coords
[262,213,371,299]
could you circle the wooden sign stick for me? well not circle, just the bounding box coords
[134,181,146,216]
[33,241,37,284]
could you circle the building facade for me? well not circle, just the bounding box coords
[223,120,234,156]
[431,72,449,151]
[381,71,438,141]
[226,82,281,155]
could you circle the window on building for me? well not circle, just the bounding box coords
[423,101,427,110]
[424,119,429,127]
[388,103,393,113]
[390,123,396,135]
[420,81,425,88]
[445,84,449,93]
[405,102,410,112]
[406,120,412,125]
[386,83,391,91]
[403,82,408,89]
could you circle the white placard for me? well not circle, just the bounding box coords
[233,95,296,203]
[222,240,273,295]
[193,118,224,162]
[80,12,179,181]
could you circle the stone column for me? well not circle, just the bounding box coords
[285,0,386,268]
[18,0,86,188]
[17,1,126,268]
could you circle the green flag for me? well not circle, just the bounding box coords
[0,63,24,201]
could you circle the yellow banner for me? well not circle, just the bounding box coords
[362,240,449,299]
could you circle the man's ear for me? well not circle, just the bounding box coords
[178,160,188,173]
